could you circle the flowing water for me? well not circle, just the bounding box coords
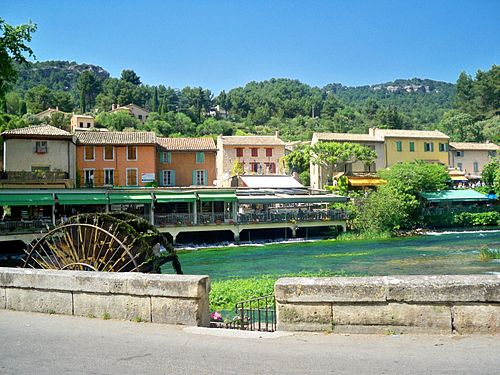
[162,230,500,280]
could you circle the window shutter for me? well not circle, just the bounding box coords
[192,170,197,185]
[171,170,176,186]
[160,152,164,163]
[204,170,208,186]
[431,143,434,152]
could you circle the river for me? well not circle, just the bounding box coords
[162,230,500,280]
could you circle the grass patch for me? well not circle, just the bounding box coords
[336,231,392,241]
[210,270,352,311]
[479,247,500,261]
[103,311,110,320]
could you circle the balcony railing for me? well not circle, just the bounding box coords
[0,219,53,234]
[154,209,346,227]
[0,171,69,181]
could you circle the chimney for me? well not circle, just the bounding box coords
[112,103,116,110]
[275,131,279,138]
[56,106,59,111]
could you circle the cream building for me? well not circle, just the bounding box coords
[449,142,499,179]
[216,134,286,185]
[70,114,95,132]
[111,103,149,122]
[310,132,385,189]
[1,125,76,188]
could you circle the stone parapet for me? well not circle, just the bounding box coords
[275,275,500,334]
[0,268,210,326]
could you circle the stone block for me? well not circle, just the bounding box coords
[276,302,332,332]
[1,287,5,309]
[151,297,206,326]
[73,292,150,321]
[126,274,210,298]
[387,275,500,303]
[452,304,500,334]
[331,303,451,334]
[275,277,386,303]
[5,288,72,315]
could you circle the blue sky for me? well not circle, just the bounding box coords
[3,0,499,94]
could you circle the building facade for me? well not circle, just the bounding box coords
[111,103,149,123]
[449,142,499,178]
[310,132,385,189]
[75,132,156,187]
[1,125,76,188]
[70,114,95,132]
[156,137,217,187]
[216,135,286,184]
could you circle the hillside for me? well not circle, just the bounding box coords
[13,60,110,92]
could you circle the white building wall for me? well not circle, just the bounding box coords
[450,149,497,176]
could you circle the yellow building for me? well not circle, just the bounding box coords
[370,128,450,167]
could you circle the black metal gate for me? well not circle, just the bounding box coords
[211,295,276,332]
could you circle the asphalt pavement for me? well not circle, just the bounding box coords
[1,310,498,375]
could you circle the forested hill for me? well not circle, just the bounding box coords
[3,60,497,143]
[13,60,110,93]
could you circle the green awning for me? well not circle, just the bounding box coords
[0,193,54,206]
[420,190,490,203]
[154,192,197,203]
[197,192,237,202]
[56,193,108,205]
[108,193,153,205]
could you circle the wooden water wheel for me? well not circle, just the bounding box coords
[23,212,182,274]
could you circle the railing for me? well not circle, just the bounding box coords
[423,206,499,216]
[0,219,53,234]
[155,213,195,226]
[0,171,69,181]
[211,295,276,332]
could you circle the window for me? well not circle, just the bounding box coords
[264,162,276,173]
[457,163,463,171]
[250,162,260,173]
[104,169,114,186]
[473,162,479,173]
[424,142,434,152]
[161,170,175,186]
[196,152,205,163]
[138,114,143,120]
[160,151,171,163]
[127,146,137,161]
[84,169,95,187]
[409,142,415,152]
[439,143,448,152]
[193,170,207,185]
[86,122,91,128]
[84,146,95,161]
[251,148,258,157]
[103,145,114,161]
[396,141,402,152]
[456,151,464,157]
[266,148,273,157]
[126,168,138,186]
[35,141,47,154]
[79,122,83,127]
[236,148,243,157]
[488,151,496,158]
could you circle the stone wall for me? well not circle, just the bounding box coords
[0,268,210,326]
[275,275,499,334]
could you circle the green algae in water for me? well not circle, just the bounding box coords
[162,231,500,280]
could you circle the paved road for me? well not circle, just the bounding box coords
[1,310,498,375]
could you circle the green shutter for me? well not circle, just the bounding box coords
[196,152,205,163]
[192,170,197,185]
[171,170,176,186]
[160,152,164,163]
[409,142,415,152]
[396,141,402,152]
[431,143,434,152]
[204,170,208,186]
[167,152,172,163]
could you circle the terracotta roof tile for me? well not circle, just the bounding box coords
[75,131,156,145]
[313,132,383,142]
[1,125,71,138]
[218,135,285,146]
[156,137,216,151]
[450,142,499,151]
[372,128,449,139]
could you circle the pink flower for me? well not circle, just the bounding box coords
[211,311,223,321]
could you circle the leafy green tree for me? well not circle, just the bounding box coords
[231,160,244,176]
[454,71,475,115]
[481,156,500,186]
[95,111,141,131]
[77,71,100,112]
[5,92,26,115]
[379,160,449,196]
[283,145,310,174]
[478,116,500,143]
[474,65,499,117]
[0,19,37,110]
[25,85,55,113]
[310,141,377,180]
[439,110,480,142]
[120,69,141,85]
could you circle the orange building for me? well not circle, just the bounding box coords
[75,132,157,187]
[156,138,217,186]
